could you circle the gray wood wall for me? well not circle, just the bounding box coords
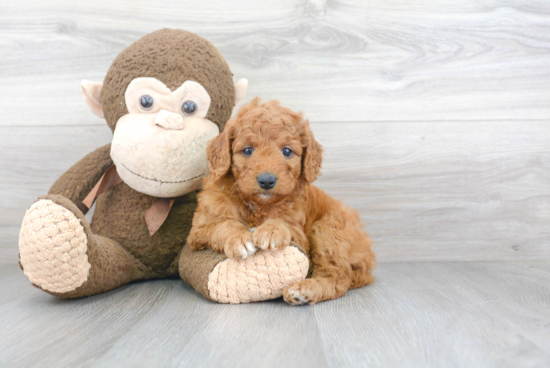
[1,0,549,263]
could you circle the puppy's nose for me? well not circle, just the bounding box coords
[257,173,277,190]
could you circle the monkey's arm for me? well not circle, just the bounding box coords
[48,144,113,214]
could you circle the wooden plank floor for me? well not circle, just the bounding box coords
[1,0,550,367]
[1,261,549,368]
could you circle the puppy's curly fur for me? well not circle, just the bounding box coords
[188,98,376,305]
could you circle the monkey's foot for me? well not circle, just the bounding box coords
[180,244,309,304]
[19,196,91,294]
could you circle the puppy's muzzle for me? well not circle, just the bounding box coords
[257,173,277,190]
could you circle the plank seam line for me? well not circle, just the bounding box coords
[1,119,549,128]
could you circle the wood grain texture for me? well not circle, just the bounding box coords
[1,121,548,262]
[314,261,550,368]
[0,125,112,225]
[1,0,549,262]
[0,0,549,126]
[1,1,549,367]
[0,262,549,367]
[313,121,550,262]
[0,227,19,264]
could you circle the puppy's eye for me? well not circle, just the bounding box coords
[282,147,293,158]
[140,95,154,110]
[242,147,254,157]
[182,101,197,115]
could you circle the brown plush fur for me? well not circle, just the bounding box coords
[188,98,376,305]
[103,29,235,132]
[21,30,235,298]
[38,194,154,298]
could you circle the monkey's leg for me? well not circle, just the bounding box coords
[179,242,309,304]
[19,194,151,298]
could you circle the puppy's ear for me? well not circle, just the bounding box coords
[301,120,323,183]
[207,123,234,181]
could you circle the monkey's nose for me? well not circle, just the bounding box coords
[257,173,277,190]
[155,110,184,130]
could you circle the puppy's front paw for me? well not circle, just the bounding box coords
[224,231,256,259]
[283,279,322,306]
[252,219,291,251]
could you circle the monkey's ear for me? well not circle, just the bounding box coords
[80,80,104,118]
[234,78,248,106]
[206,123,234,181]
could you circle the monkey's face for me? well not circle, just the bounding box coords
[80,29,248,198]
[110,77,219,197]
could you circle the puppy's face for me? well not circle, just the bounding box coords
[206,98,323,205]
[231,116,303,204]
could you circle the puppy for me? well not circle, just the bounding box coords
[188,98,376,305]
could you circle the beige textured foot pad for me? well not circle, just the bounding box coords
[207,246,309,304]
[19,199,90,293]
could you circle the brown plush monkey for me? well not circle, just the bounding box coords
[18,29,308,302]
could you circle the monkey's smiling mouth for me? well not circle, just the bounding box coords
[120,163,205,184]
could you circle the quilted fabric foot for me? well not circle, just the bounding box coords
[19,198,91,293]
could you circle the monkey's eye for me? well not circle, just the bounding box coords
[182,101,197,115]
[282,147,294,158]
[140,95,154,110]
[242,147,254,157]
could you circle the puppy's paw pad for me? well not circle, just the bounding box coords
[288,290,311,305]
[224,233,256,259]
[284,282,317,306]
[258,240,280,251]
[252,221,291,252]
[238,242,257,259]
[244,241,256,255]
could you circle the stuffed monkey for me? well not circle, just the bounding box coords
[18,29,308,303]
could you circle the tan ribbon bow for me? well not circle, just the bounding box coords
[144,198,176,236]
[83,165,175,236]
[82,165,123,208]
